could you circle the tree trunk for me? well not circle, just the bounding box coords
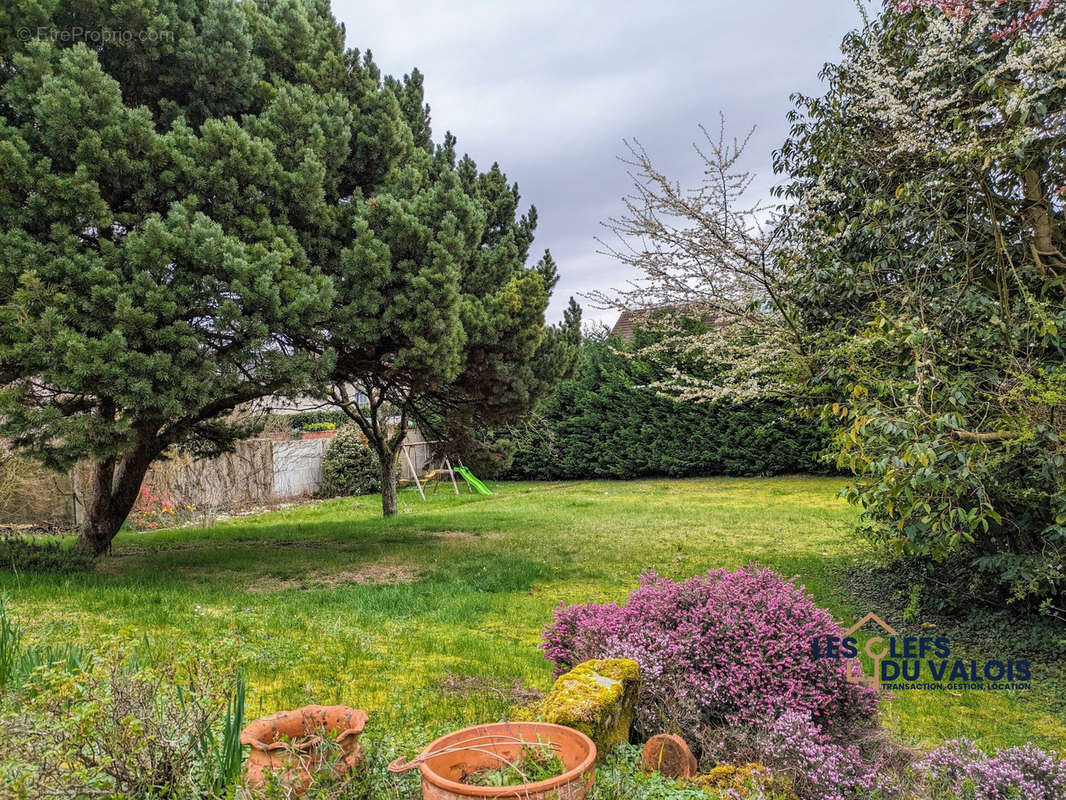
[75,445,155,556]
[379,446,398,517]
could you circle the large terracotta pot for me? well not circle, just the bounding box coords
[240,705,368,795]
[391,721,596,800]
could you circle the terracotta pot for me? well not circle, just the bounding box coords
[240,705,368,796]
[395,721,596,800]
[642,734,698,778]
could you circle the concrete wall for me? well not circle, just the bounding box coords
[8,426,430,527]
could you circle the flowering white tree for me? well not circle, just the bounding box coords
[591,118,800,403]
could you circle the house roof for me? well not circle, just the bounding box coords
[609,307,727,342]
[609,310,642,342]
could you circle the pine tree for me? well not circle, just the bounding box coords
[0,0,580,540]
[0,0,380,553]
[315,137,582,515]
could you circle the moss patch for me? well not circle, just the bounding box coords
[694,763,796,798]
[514,658,640,757]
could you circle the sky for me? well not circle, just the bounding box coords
[331,1,867,327]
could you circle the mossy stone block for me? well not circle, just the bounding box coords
[514,658,640,757]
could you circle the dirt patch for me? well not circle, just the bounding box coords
[247,563,419,593]
[430,530,502,541]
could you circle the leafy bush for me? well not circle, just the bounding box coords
[775,0,1066,609]
[318,426,387,497]
[0,647,244,799]
[919,739,1066,800]
[0,536,92,575]
[302,422,337,432]
[504,336,833,481]
[286,411,353,432]
[588,743,749,799]
[542,567,878,745]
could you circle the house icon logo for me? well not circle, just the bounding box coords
[842,612,899,690]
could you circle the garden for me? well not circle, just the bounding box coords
[2,479,1064,797]
[1,0,1064,796]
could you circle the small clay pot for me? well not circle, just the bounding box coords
[642,734,698,778]
[240,705,368,796]
[394,721,596,799]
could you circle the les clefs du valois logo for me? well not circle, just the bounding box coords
[810,612,1031,692]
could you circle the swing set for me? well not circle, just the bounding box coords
[399,440,492,500]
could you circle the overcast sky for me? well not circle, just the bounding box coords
[332,1,866,327]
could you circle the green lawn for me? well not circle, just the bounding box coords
[3,477,1063,755]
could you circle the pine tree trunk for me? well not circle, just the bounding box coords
[379,447,398,517]
[75,446,155,556]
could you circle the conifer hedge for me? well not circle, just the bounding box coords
[503,335,832,480]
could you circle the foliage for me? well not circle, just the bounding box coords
[318,426,387,497]
[773,0,1066,609]
[315,144,583,516]
[693,761,794,799]
[254,737,767,800]
[0,0,359,554]
[752,712,903,800]
[2,479,1061,758]
[504,332,831,480]
[588,119,797,406]
[302,422,338,433]
[0,642,245,799]
[589,743,792,800]
[213,671,246,796]
[0,536,92,574]
[1,596,92,694]
[597,0,1066,609]
[286,411,355,432]
[126,482,199,531]
[462,738,565,787]
[895,0,1060,38]
[589,744,729,800]
[919,738,1066,800]
[840,551,1066,674]
[542,567,879,744]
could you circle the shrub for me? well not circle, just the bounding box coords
[755,711,901,800]
[0,647,244,799]
[127,482,199,531]
[286,410,353,432]
[0,536,92,575]
[919,739,1066,800]
[542,567,878,744]
[504,335,834,481]
[318,426,386,497]
[302,421,337,432]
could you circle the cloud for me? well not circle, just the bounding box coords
[332,0,864,325]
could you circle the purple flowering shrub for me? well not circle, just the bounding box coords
[919,738,1066,800]
[542,567,878,741]
[756,711,902,800]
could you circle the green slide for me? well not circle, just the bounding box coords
[455,466,492,495]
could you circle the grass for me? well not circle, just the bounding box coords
[2,477,1063,757]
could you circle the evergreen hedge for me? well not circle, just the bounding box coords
[503,336,832,480]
